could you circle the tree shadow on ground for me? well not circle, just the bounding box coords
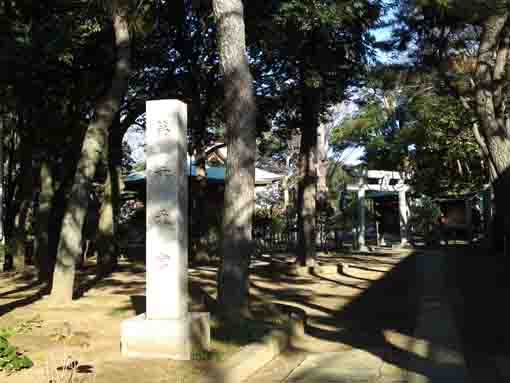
[242,250,474,382]
[0,291,45,317]
[0,269,47,317]
[72,262,146,299]
[446,244,510,381]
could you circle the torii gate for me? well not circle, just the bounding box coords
[346,170,410,251]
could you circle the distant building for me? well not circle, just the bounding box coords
[119,144,283,255]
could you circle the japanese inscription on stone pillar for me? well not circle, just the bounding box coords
[145,100,188,321]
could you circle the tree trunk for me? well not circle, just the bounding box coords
[49,2,131,304]
[3,120,17,242]
[482,136,510,252]
[96,117,124,277]
[213,0,257,318]
[297,85,319,267]
[475,13,510,253]
[96,170,116,275]
[193,149,209,263]
[12,132,34,271]
[48,130,86,275]
[0,113,4,271]
[34,159,55,285]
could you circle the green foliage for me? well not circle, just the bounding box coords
[330,71,485,197]
[0,328,16,339]
[132,161,146,172]
[246,0,385,162]
[405,94,485,196]
[0,336,33,373]
[409,197,441,237]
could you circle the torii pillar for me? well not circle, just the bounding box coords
[357,188,369,252]
[398,189,409,246]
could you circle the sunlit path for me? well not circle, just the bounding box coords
[246,249,473,383]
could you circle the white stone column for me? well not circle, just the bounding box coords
[145,100,188,320]
[399,190,408,246]
[121,100,209,360]
[358,189,368,251]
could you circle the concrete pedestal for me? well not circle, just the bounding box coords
[121,314,191,360]
[121,312,210,360]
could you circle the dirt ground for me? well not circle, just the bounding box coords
[0,262,238,383]
[0,249,418,383]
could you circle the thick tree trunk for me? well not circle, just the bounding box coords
[34,160,55,285]
[49,3,131,304]
[475,14,510,253]
[0,113,4,271]
[48,130,86,274]
[483,137,510,252]
[96,119,124,277]
[297,85,319,267]
[213,0,257,318]
[96,170,116,275]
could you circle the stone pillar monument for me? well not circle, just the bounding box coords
[121,100,209,360]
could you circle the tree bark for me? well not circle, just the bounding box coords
[213,0,257,318]
[0,112,4,271]
[193,144,209,263]
[96,169,116,275]
[3,119,17,242]
[475,14,510,253]
[34,159,55,285]
[49,2,131,304]
[12,130,34,271]
[296,84,319,267]
[96,116,124,277]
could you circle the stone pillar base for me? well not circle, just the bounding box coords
[120,312,210,360]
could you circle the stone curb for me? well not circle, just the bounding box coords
[196,295,306,383]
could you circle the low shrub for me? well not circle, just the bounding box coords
[0,335,33,373]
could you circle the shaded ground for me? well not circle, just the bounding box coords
[446,245,510,381]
